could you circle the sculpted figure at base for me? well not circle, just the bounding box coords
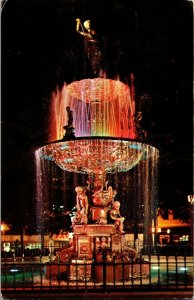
[73,186,88,225]
[109,201,125,233]
[89,174,115,224]
[92,175,113,207]
[57,237,76,263]
[90,206,109,224]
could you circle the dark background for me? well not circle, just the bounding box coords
[1,0,193,233]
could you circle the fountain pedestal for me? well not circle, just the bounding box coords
[69,224,128,282]
[69,259,93,281]
[73,224,120,257]
[73,224,116,236]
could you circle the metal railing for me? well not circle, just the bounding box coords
[1,242,192,258]
[1,252,193,293]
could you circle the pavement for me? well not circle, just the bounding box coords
[1,291,194,300]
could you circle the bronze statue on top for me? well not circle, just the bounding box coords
[76,18,101,75]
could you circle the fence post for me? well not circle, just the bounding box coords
[102,250,106,290]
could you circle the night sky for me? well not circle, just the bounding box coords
[1,0,193,232]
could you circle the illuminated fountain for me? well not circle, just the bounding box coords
[43,78,155,180]
[36,77,159,282]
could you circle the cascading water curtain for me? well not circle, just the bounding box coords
[49,78,136,141]
[35,149,44,236]
[35,149,56,244]
[98,143,159,248]
[36,146,90,236]
[135,146,159,249]
[36,77,159,246]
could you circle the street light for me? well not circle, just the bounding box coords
[188,195,194,204]
[1,223,10,235]
[151,224,155,248]
[1,224,5,232]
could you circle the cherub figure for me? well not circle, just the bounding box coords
[109,201,125,233]
[74,186,88,225]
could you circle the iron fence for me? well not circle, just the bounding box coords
[1,242,192,258]
[1,253,193,293]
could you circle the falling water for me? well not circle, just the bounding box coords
[106,145,159,247]
[35,149,57,238]
[35,149,44,235]
[49,86,67,141]
[49,78,136,141]
[35,147,89,235]
[36,76,159,247]
[36,141,159,245]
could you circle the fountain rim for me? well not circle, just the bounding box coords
[37,136,159,152]
[37,137,159,174]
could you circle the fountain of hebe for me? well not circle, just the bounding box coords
[37,77,159,282]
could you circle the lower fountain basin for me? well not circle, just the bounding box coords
[38,137,157,174]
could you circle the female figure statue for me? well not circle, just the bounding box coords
[76,18,101,75]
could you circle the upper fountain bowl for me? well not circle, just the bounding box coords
[52,78,137,139]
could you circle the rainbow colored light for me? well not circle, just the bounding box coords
[42,78,158,175]
[49,78,136,141]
